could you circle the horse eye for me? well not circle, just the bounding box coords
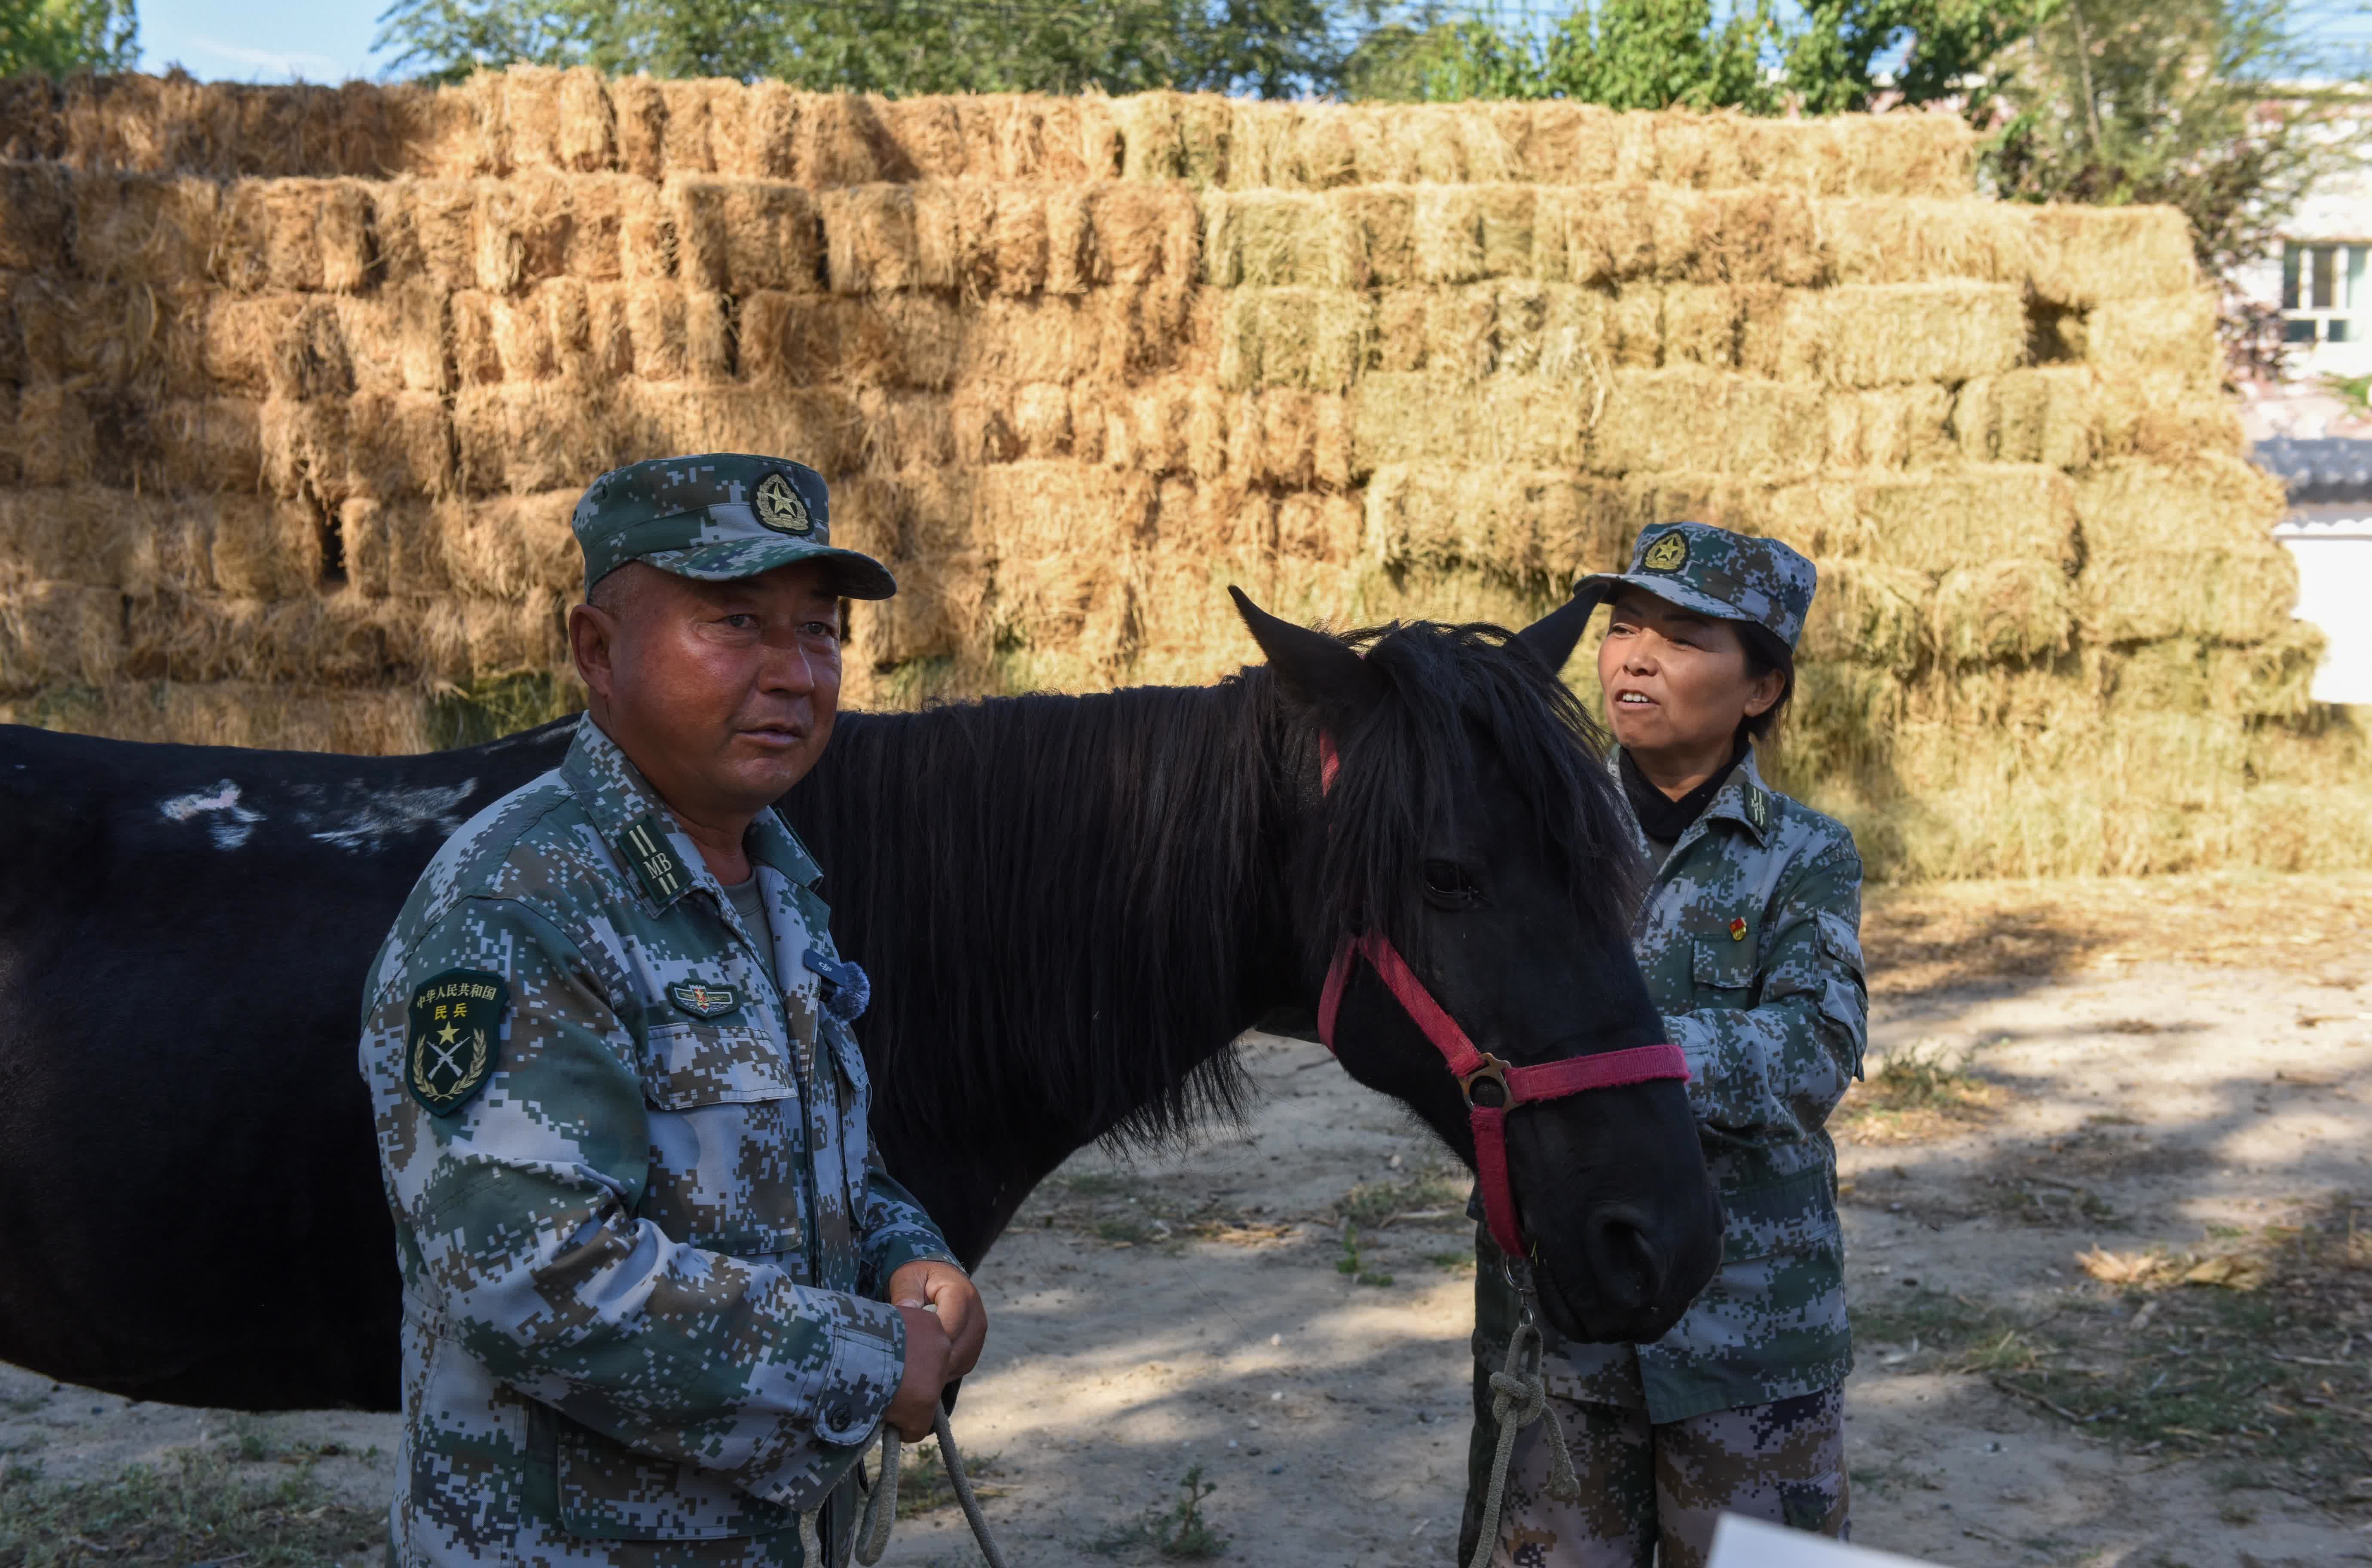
[1422,859,1480,902]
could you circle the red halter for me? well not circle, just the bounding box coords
[1311,735,1690,1260]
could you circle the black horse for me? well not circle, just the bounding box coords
[0,593,1720,1412]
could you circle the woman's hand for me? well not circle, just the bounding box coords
[882,1259,988,1439]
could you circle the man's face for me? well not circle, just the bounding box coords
[570,561,844,823]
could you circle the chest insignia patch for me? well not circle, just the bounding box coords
[407,968,508,1116]
[667,980,740,1019]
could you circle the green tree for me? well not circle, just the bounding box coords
[1344,0,2023,110]
[1981,0,2339,301]
[375,0,1340,96]
[0,0,138,77]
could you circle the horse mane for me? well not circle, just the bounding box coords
[786,619,1639,1162]
[789,674,1288,1158]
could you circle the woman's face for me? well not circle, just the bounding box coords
[1596,589,1782,760]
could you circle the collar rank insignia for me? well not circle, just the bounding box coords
[1744,787,1770,833]
[406,968,508,1116]
[621,814,694,906]
[668,980,739,1020]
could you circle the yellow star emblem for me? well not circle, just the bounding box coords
[436,1021,460,1045]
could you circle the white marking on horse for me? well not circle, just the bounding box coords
[308,782,477,851]
[158,780,265,850]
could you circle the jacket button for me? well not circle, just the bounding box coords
[827,1401,855,1430]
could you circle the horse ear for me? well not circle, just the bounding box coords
[1229,586,1385,717]
[1515,591,1598,673]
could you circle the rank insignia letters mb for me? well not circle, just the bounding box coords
[622,814,693,906]
[667,981,740,1019]
[407,968,509,1115]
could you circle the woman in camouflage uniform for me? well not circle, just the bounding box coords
[1462,521,1868,1568]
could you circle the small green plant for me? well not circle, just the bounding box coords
[0,1443,381,1568]
[1334,1226,1393,1287]
[1427,1250,1476,1271]
[1338,1170,1467,1229]
[2326,371,2372,413]
[1097,1219,1155,1245]
[1152,1464,1227,1559]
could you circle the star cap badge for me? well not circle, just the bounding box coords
[1641,530,1689,572]
[754,471,813,536]
[405,968,509,1115]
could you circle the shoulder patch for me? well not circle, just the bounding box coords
[621,813,694,906]
[666,980,740,1020]
[407,968,508,1116]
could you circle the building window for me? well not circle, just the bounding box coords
[2282,241,2372,343]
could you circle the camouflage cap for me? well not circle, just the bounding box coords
[572,454,896,600]
[1574,520,1816,650]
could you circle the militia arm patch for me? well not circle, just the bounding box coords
[407,968,509,1116]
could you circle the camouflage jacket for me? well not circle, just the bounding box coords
[1477,748,1867,1423]
[359,717,954,1568]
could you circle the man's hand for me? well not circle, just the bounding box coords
[885,1305,952,1442]
[888,1260,986,1379]
[883,1261,987,1442]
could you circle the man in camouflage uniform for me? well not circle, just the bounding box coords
[360,455,980,1568]
[1462,522,1868,1567]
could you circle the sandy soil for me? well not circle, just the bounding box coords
[5,879,2371,1568]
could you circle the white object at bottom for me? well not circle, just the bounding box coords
[1706,1514,1939,1568]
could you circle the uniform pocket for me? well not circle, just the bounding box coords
[545,1407,800,1542]
[642,1022,792,1107]
[1692,936,1758,996]
[636,1022,804,1256]
[1719,1166,1838,1265]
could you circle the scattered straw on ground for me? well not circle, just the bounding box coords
[1863,871,2372,996]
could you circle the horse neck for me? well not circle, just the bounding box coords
[784,676,1304,1242]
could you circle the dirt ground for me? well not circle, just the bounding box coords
[4,873,2370,1568]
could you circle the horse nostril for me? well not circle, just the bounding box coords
[1589,1210,1665,1308]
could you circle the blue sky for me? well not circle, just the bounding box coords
[138,0,385,82]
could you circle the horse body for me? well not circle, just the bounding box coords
[0,606,1718,1414]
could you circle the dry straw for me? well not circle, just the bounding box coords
[0,70,2357,877]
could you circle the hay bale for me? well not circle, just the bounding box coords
[70,174,220,284]
[1743,282,2024,387]
[1352,372,1601,473]
[2025,205,2196,306]
[0,577,126,691]
[2083,293,2220,384]
[1769,464,2077,574]
[1818,197,2027,287]
[1589,367,1823,477]
[2074,457,2294,643]
[13,387,98,487]
[211,180,373,294]
[1412,185,1538,284]
[152,398,266,491]
[1825,386,1954,469]
[1216,288,1371,391]
[1950,368,2099,469]
[0,486,156,587]
[671,179,819,294]
[1797,558,1929,670]
[1366,462,1628,589]
[1930,558,2073,663]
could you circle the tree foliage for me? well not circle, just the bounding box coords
[1343,0,2024,110]
[1980,0,2343,293]
[0,0,138,77]
[374,0,1342,95]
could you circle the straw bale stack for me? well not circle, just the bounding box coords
[0,70,2357,875]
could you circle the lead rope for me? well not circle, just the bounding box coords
[1464,1263,1580,1568]
[853,1410,1011,1568]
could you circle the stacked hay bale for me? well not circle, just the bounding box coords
[0,70,2356,874]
